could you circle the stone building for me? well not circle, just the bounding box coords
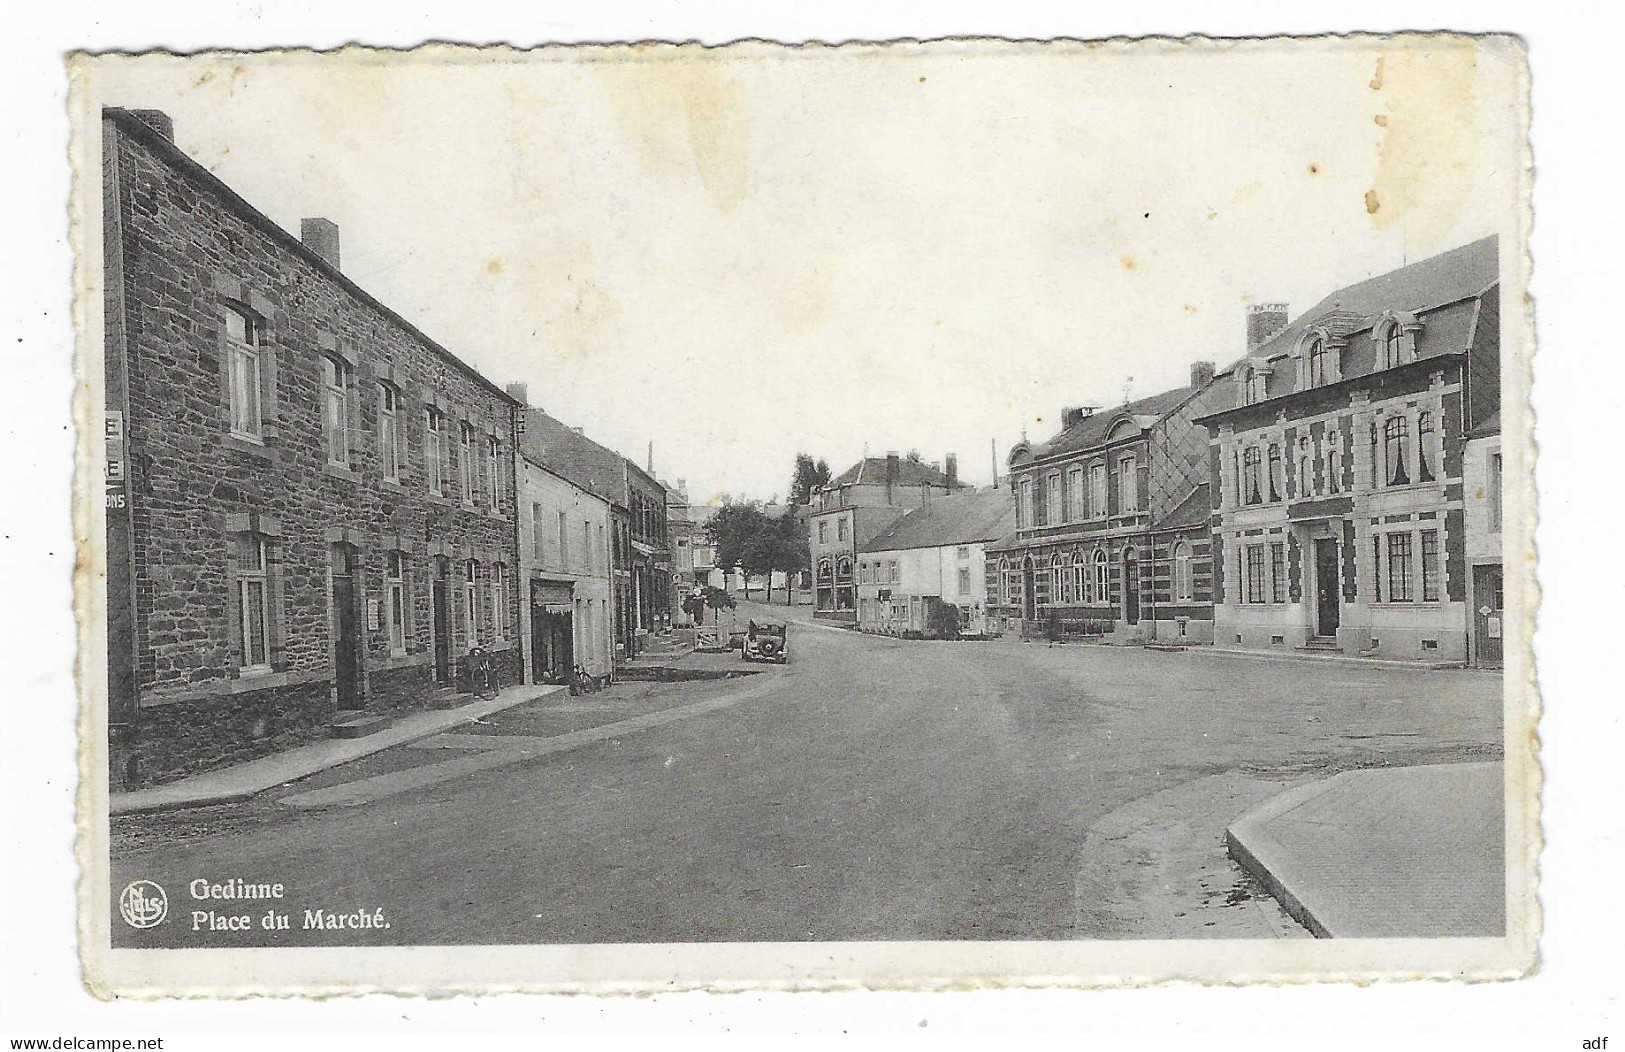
[808,453,967,619]
[1195,236,1500,662]
[102,108,522,787]
[986,364,1225,643]
[854,487,1015,637]
[1462,411,1503,667]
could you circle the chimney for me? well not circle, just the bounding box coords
[300,218,341,271]
[131,109,174,141]
[504,381,529,405]
[945,453,958,488]
[1061,406,1084,430]
[1189,361,1216,389]
[1246,303,1290,351]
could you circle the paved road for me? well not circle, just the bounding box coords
[111,605,1501,947]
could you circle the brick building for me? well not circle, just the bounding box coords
[986,363,1225,643]
[102,108,523,787]
[1195,236,1500,662]
[808,453,966,619]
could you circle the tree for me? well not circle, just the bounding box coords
[789,453,832,506]
[706,500,768,594]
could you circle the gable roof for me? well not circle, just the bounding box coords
[862,488,1016,553]
[519,407,628,507]
[1017,385,1197,464]
[828,456,965,489]
[1224,235,1498,377]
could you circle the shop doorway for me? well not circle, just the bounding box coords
[330,544,363,710]
[1473,564,1504,667]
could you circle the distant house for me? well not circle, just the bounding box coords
[988,361,1225,643]
[808,452,968,618]
[855,488,1016,637]
[1195,236,1500,663]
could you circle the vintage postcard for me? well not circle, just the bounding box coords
[71,35,1535,996]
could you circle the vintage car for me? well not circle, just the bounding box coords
[741,618,788,663]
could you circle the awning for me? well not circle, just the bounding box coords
[535,603,573,615]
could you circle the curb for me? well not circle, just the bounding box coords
[1181,645,1474,672]
[111,684,564,817]
[1223,773,1360,939]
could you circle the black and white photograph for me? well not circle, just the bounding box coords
[69,35,1533,994]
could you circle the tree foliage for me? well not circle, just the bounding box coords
[789,453,832,506]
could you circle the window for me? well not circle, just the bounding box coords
[378,383,401,480]
[1046,474,1062,525]
[584,520,592,573]
[460,422,477,503]
[491,563,507,640]
[1089,464,1107,518]
[1421,529,1440,602]
[1118,456,1136,511]
[1384,323,1404,369]
[598,523,606,573]
[837,556,853,579]
[235,533,272,671]
[425,408,447,495]
[1298,437,1312,497]
[1384,416,1411,486]
[1244,368,1265,405]
[1308,339,1327,387]
[1066,468,1083,521]
[1267,445,1284,502]
[818,520,829,544]
[859,561,871,584]
[1018,478,1033,528]
[322,356,350,467]
[1093,549,1109,602]
[1372,534,1383,603]
[1052,555,1068,603]
[224,306,263,440]
[487,436,501,507]
[1071,553,1086,604]
[1270,542,1286,603]
[1173,542,1193,602]
[888,559,899,584]
[385,551,407,656]
[817,558,832,580]
[1417,412,1436,483]
[1243,447,1263,505]
[1387,532,1414,602]
[1246,545,1267,604]
[531,502,545,561]
[1325,429,1341,494]
[1489,452,1503,531]
[958,566,972,594]
[956,547,970,561]
[464,560,479,636]
[557,511,569,570]
[837,516,848,541]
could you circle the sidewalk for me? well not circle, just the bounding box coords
[1225,761,1504,938]
[110,683,565,816]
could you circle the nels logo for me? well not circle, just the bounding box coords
[118,880,169,929]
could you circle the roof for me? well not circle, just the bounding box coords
[862,488,1016,553]
[519,408,628,507]
[1151,484,1212,532]
[1019,386,1197,463]
[103,107,520,409]
[1468,409,1501,438]
[1224,236,1499,377]
[827,456,965,489]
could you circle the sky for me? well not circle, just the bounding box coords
[81,38,1522,505]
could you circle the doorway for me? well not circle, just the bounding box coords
[1314,538,1341,637]
[430,556,451,686]
[1473,564,1504,667]
[1123,549,1140,626]
[329,544,362,710]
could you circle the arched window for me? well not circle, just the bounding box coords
[1072,550,1087,605]
[995,558,1009,604]
[1384,416,1411,486]
[836,556,853,579]
[1417,411,1436,482]
[817,557,832,580]
[1267,444,1284,502]
[1051,553,1067,604]
[1326,429,1341,494]
[1018,477,1033,529]
[1093,549,1110,603]
[1307,339,1327,387]
[1384,323,1405,369]
[1297,436,1312,496]
[1243,447,1263,505]
[1172,542,1193,602]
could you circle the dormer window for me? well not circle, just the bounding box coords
[1243,367,1265,405]
[1308,339,1328,387]
[1373,312,1421,369]
[1384,323,1405,369]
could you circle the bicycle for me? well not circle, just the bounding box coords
[466,645,499,700]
